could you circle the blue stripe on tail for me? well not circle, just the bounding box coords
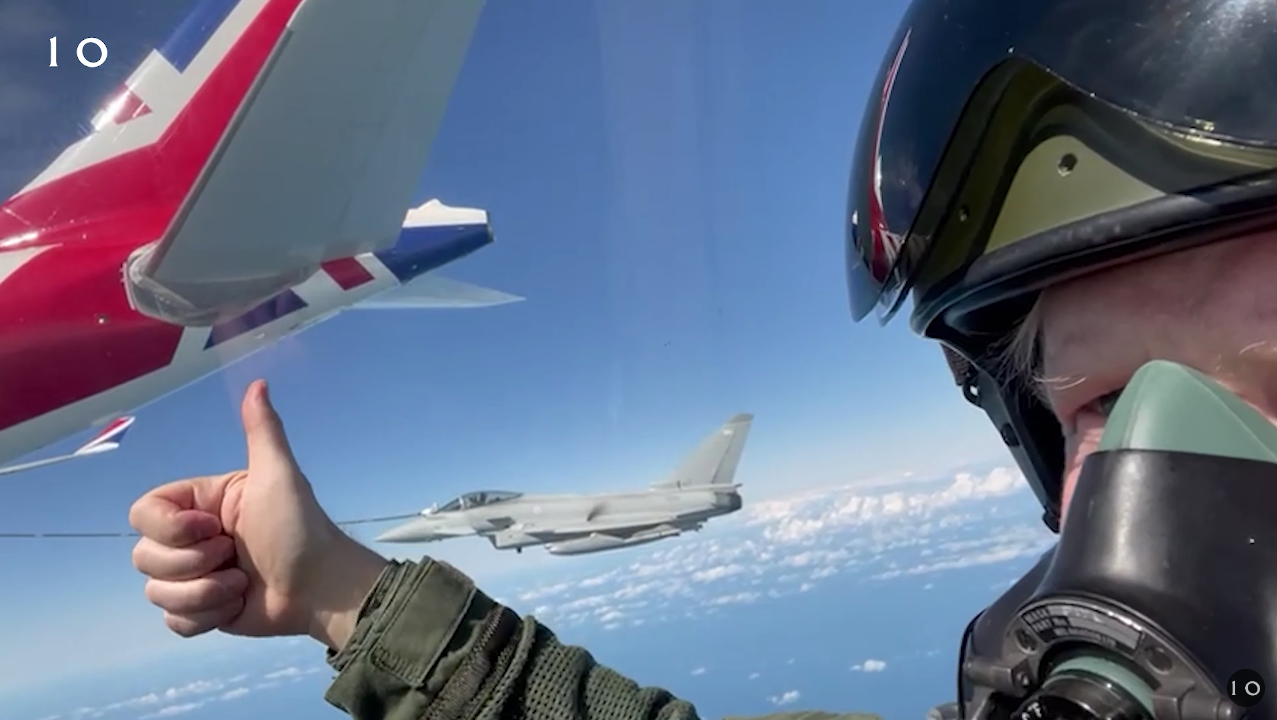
[157,0,241,71]
[374,223,493,283]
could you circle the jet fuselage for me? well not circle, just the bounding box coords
[382,488,742,547]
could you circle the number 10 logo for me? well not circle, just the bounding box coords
[1228,668,1266,709]
[1234,679,1263,697]
[49,37,108,68]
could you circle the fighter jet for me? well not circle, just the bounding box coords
[375,414,754,555]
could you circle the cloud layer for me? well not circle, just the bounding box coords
[40,664,327,720]
[499,465,1051,633]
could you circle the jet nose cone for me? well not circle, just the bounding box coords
[376,517,439,543]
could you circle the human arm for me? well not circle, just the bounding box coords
[320,556,884,720]
[321,557,701,720]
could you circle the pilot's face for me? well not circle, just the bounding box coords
[1035,234,1277,521]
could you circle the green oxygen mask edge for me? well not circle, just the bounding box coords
[1096,359,1277,462]
[973,360,1277,720]
[1036,360,1277,718]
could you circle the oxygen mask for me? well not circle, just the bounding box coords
[954,360,1277,720]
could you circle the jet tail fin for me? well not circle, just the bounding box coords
[0,416,135,477]
[651,413,753,491]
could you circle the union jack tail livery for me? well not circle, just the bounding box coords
[0,0,522,478]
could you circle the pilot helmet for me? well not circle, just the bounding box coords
[844,0,1277,530]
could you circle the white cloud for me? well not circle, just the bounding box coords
[140,702,205,719]
[262,665,325,681]
[79,676,227,716]
[770,690,801,706]
[40,665,326,720]
[581,574,615,587]
[690,666,706,676]
[705,591,760,606]
[691,564,745,582]
[748,672,760,680]
[851,659,887,672]
[749,466,1025,544]
[517,582,573,603]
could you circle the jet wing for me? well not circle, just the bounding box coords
[0,416,134,477]
[127,0,486,325]
[354,275,524,310]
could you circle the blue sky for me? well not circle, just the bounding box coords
[0,0,1016,702]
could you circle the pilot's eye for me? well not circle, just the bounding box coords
[1094,388,1124,417]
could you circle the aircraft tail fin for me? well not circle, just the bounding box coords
[651,413,753,491]
[2,0,309,244]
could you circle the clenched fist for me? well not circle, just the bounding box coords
[128,380,386,650]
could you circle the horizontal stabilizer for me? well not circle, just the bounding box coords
[356,275,524,310]
[0,416,135,477]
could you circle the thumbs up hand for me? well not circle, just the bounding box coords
[129,380,386,650]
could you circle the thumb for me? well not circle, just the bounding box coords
[241,380,301,474]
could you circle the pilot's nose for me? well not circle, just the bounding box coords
[376,517,439,543]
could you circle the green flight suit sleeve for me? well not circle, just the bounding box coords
[322,558,882,720]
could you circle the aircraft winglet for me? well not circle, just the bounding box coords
[73,416,136,456]
[0,416,135,476]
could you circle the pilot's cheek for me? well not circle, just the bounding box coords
[1059,416,1106,528]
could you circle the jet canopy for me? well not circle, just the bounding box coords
[434,490,524,513]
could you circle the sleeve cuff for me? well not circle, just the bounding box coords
[323,558,491,715]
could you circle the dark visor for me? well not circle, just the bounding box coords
[846,0,1277,322]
